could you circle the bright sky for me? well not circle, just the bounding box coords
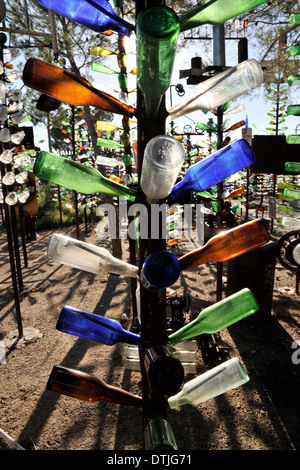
[17,20,300,152]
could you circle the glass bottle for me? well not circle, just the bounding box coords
[169,139,255,201]
[47,365,142,407]
[289,45,300,57]
[144,413,178,450]
[283,188,300,200]
[178,219,269,270]
[23,58,136,118]
[140,251,180,292]
[169,288,258,345]
[285,161,300,173]
[136,6,180,119]
[179,0,268,31]
[46,233,139,277]
[34,151,136,201]
[37,0,134,37]
[167,357,249,408]
[224,119,246,132]
[56,305,140,346]
[288,75,300,86]
[290,13,300,25]
[167,59,263,119]
[286,135,300,145]
[144,345,184,395]
[140,135,185,204]
[281,217,300,229]
[287,105,300,116]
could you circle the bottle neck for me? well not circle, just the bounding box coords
[118,329,140,346]
[169,314,204,345]
[168,390,187,408]
[169,174,194,201]
[178,243,210,270]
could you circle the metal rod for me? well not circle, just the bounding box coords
[213,24,225,303]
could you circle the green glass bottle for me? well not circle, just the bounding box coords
[285,162,300,173]
[287,105,300,116]
[179,0,268,32]
[283,188,300,200]
[34,151,136,201]
[286,134,300,144]
[169,288,258,345]
[290,13,300,25]
[289,45,300,57]
[136,6,180,119]
[144,413,178,450]
[288,75,300,86]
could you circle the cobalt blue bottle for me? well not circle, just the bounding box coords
[169,139,255,201]
[56,306,140,345]
[140,251,180,292]
[38,0,134,36]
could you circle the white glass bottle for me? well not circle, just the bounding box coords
[168,357,249,408]
[167,59,263,120]
[281,217,300,229]
[140,135,185,203]
[46,233,139,278]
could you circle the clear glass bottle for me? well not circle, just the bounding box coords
[179,0,268,31]
[169,288,259,345]
[56,305,140,345]
[178,219,270,270]
[144,344,184,395]
[37,0,134,36]
[47,365,142,406]
[136,6,180,118]
[169,139,255,201]
[168,357,249,408]
[281,217,300,229]
[140,135,185,204]
[34,151,136,201]
[23,58,136,118]
[140,251,180,292]
[46,233,139,277]
[167,59,263,119]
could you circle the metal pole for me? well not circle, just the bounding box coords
[0,33,23,337]
[213,25,225,302]
[135,0,169,440]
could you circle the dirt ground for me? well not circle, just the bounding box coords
[0,211,299,452]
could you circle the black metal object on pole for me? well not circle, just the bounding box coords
[0,33,23,337]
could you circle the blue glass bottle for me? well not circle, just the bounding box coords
[38,0,134,36]
[56,306,140,345]
[140,251,180,292]
[169,139,255,201]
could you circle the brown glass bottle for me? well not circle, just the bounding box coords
[179,219,269,270]
[47,365,142,407]
[23,58,136,118]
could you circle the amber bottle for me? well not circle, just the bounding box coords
[23,58,136,117]
[47,365,142,407]
[178,219,270,270]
